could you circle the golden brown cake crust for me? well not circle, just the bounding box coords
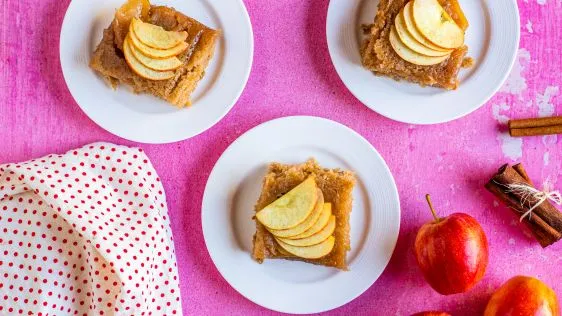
[89,5,220,107]
[252,159,355,270]
[360,0,468,90]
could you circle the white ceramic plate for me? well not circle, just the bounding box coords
[202,116,400,314]
[327,0,520,124]
[60,0,253,143]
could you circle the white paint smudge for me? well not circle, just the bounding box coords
[492,103,510,123]
[526,20,533,33]
[498,134,523,161]
[542,135,557,166]
[543,135,558,145]
[536,86,559,117]
[537,0,547,5]
[508,238,516,245]
[492,103,523,160]
[493,200,499,207]
[500,49,531,98]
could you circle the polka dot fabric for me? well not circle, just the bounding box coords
[0,143,181,315]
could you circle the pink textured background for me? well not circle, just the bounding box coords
[1,0,561,315]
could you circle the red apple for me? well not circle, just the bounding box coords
[411,312,451,316]
[414,194,489,295]
[484,276,559,316]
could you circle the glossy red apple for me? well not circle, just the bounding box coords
[484,276,559,316]
[414,194,489,295]
[411,312,451,316]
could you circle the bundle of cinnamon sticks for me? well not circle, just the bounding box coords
[508,116,562,137]
[486,164,562,247]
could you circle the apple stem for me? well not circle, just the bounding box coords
[425,194,440,222]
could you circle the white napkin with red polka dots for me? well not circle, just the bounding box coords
[0,143,181,315]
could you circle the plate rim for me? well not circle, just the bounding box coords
[201,115,401,314]
[59,0,254,144]
[326,0,521,125]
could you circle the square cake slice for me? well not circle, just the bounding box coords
[90,5,220,107]
[361,0,469,90]
[252,159,355,270]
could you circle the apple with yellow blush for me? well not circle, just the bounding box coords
[484,276,559,316]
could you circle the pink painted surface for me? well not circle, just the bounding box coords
[0,0,560,315]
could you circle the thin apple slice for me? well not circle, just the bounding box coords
[412,0,464,49]
[127,39,183,71]
[389,26,449,66]
[403,2,453,53]
[276,236,335,259]
[395,9,450,57]
[277,247,292,256]
[128,24,189,59]
[123,36,176,81]
[278,215,335,247]
[288,203,332,240]
[131,18,188,49]
[269,189,324,238]
[256,177,318,230]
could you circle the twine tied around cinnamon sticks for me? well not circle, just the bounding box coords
[497,182,562,221]
[486,163,562,248]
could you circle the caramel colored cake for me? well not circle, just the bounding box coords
[361,0,469,90]
[90,5,220,107]
[252,159,355,270]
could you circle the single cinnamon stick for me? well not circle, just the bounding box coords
[509,125,562,137]
[485,164,562,247]
[508,116,562,129]
[513,163,533,186]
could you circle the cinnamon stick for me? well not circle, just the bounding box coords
[509,125,562,137]
[486,182,561,247]
[485,164,562,247]
[508,116,562,137]
[513,163,533,186]
[508,116,562,129]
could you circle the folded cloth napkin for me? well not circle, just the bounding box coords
[0,143,181,315]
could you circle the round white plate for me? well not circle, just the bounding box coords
[327,0,520,124]
[202,116,401,314]
[60,0,253,143]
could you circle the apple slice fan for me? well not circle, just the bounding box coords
[0,143,181,315]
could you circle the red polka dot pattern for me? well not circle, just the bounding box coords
[0,143,181,315]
